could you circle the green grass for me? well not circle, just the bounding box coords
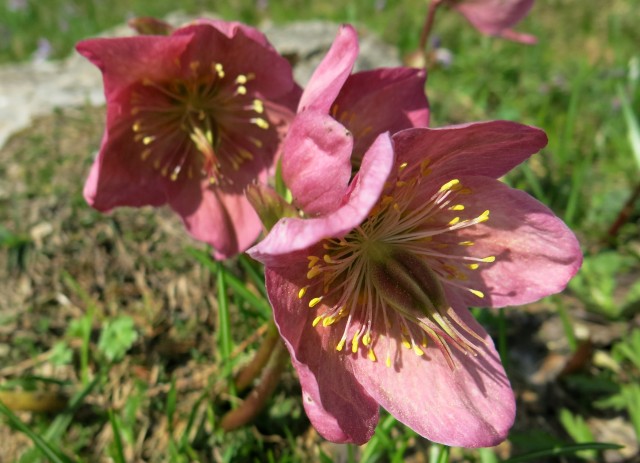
[1,0,639,462]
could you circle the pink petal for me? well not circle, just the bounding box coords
[297,25,359,113]
[282,111,354,215]
[393,121,547,180]
[175,23,296,99]
[266,267,380,444]
[431,176,582,308]
[347,301,515,447]
[453,0,535,40]
[248,132,394,266]
[169,180,262,259]
[83,122,170,211]
[334,67,429,157]
[76,35,192,97]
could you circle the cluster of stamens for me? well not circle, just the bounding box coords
[298,159,496,369]
[129,61,270,184]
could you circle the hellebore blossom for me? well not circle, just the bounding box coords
[248,114,582,447]
[447,0,537,44]
[76,20,300,258]
[282,25,429,215]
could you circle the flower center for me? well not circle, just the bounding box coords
[300,160,495,368]
[129,61,270,184]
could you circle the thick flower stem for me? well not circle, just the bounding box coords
[220,339,289,432]
[418,0,444,59]
[234,321,280,392]
[607,181,640,243]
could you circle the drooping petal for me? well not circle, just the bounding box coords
[169,180,262,259]
[333,67,429,158]
[282,111,354,215]
[393,121,547,181]
[452,0,536,44]
[248,132,394,265]
[266,266,380,444]
[346,302,515,448]
[297,25,359,113]
[428,176,582,308]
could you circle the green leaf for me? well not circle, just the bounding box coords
[97,316,138,362]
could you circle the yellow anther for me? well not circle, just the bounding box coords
[141,149,151,161]
[439,179,460,192]
[236,85,247,95]
[399,162,408,170]
[142,136,155,145]
[402,339,412,349]
[481,256,496,263]
[306,266,322,279]
[412,344,424,356]
[420,158,431,175]
[322,316,336,327]
[396,181,407,187]
[309,297,323,308]
[239,149,253,160]
[252,99,264,113]
[252,118,269,129]
[336,339,346,351]
[298,286,308,299]
[214,63,225,78]
[458,241,474,246]
[362,332,371,346]
[351,331,362,353]
[307,256,319,267]
[323,254,334,264]
[250,137,263,148]
[367,349,377,362]
[449,205,465,211]
[466,263,480,270]
[385,354,392,368]
[469,289,485,298]
[312,315,323,327]
[448,217,460,226]
[236,74,248,84]
[170,171,179,181]
[132,121,141,132]
[477,210,490,222]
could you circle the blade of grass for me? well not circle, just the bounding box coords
[217,262,236,398]
[618,84,640,171]
[0,400,74,463]
[108,409,126,463]
[504,442,623,463]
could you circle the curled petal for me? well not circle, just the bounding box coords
[297,24,359,113]
[248,132,394,265]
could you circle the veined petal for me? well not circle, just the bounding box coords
[452,0,536,43]
[426,176,582,308]
[297,25,359,113]
[393,121,547,180]
[346,299,515,448]
[266,267,379,444]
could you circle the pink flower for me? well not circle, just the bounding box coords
[448,0,537,44]
[76,20,300,259]
[282,25,429,217]
[248,116,582,446]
